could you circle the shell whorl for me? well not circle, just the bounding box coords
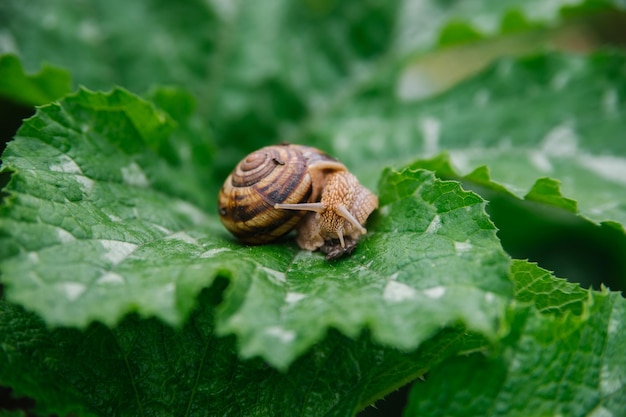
[218,145,314,244]
[231,150,280,187]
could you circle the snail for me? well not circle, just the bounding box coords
[218,144,378,260]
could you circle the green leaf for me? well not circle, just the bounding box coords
[311,51,626,233]
[0,88,215,327]
[0,0,219,93]
[0,54,71,105]
[510,260,589,316]
[3,0,615,168]
[393,0,622,52]
[523,177,578,213]
[430,51,626,230]
[2,0,592,93]
[499,8,541,34]
[0,290,487,417]
[0,88,512,371]
[437,20,485,47]
[405,262,626,416]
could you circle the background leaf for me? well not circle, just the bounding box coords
[0,54,70,106]
[414,52,626,229]
[3,0,620,173]
[305,51,626,224]
[405,261,626,417]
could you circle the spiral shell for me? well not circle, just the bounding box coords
[218,144,340,244]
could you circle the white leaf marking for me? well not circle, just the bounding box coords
[50,155,82,174]
[261,267,286,283]
[75,175,95,193]
[423,286,446,299]
[425,215,441,234]
[529,151,553,173]
[165,231,199,245]
[121,162,149,187]
[56,228,76,243]
[62,282,86,301]
[265,326,296,343]
[602,88,618,116]
[99,240,137,265]
[541,124,578,156]
[454,241,473,253]
[420,116,441,155]
[383,281,418,303]
[578,154,626,186]
[96,272,125,285]
[200,248,231,258]
[285,292,306,304]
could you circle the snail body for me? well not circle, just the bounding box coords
[218,144,378,259]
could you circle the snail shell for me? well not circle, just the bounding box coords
[218,144,344,244]
[218,144,378,258]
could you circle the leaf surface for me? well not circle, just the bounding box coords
[309,51,626,234]
[2,0,616,172]
[0,290,485,417]
[405,261,626,417]
[0,89,511,370]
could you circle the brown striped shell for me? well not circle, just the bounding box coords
[218,144,378,259]
[218,144,344,244]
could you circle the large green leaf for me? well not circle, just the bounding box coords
[405,261,626,417]
[0,89,511,371]
[0,291,487,417]
[307,51,626,234]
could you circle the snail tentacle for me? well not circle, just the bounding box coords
[274,202,325,213]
